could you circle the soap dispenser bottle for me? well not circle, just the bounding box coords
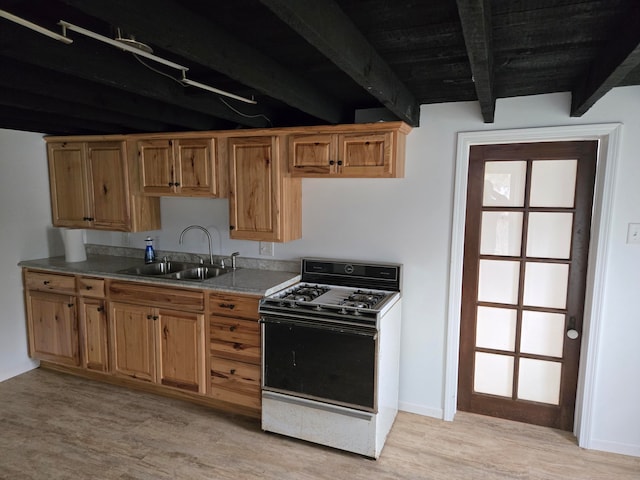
[144,236,156,264]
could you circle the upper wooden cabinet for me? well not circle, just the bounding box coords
[137,137,226,197]
[227,136,302,242]
[46,139,161,232]
[288,122,409,178]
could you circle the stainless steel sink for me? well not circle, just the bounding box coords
[117,261,233,281]
[168,266,232,281]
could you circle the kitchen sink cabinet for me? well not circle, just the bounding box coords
[288,122,409,178]
[46,139,160,232]
[137,137,226,197]
[109,281,206,394]
[227,135,302,242]
[209,292,262,413]
[23,271,80,367]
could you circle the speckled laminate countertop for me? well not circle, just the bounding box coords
[18,254,300,296]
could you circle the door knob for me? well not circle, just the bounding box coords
[567,316,580,339]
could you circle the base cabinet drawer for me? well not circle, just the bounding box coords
[210,317,260,364]
[210,356,261,410]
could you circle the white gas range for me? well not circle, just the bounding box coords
[259,258,402,458]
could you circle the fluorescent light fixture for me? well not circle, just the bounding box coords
[181,76,257,104]
[0,9,73,44]
[59,20,188,71]
[58,20,258,105]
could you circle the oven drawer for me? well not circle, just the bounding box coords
[210,317,260,364]
[210,356,261,409]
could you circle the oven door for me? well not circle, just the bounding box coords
[261,314,378,412]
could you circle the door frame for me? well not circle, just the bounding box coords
[445,123,622,448]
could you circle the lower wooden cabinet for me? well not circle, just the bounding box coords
[109,301,206,394]
[23,269,260,416]
[25,290,80,366]
[208,292,262,413]
[78,297,109,372]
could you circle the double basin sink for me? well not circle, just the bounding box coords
[118,261,232,282]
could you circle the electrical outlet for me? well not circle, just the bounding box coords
[259,241,274,256]
[627,223,640,244]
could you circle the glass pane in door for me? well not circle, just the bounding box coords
[481,212,523,256]
[523,262,569,308]
[517,358,562,404]
[529,159,577,207]
[520,310,565,357]
[526,212,573,259]
[476,306,517,351]
[478,260,520,304]
[474,352,514,397]
[483,161,527,206]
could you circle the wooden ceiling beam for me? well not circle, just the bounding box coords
[0,23,270,128]
[260,0,420,126]
[60,0,346,125]
[456,0,495,123]
[571,3,640,117]
[0,60,227,132]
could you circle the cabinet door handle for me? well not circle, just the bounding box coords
[168,182,174,187]
[152,315,158,321]
[67,303,74,308]
[147,314,153,320]
[229,225,235,231]
[337,160,343,166]
[96,306,105,312]
[174,182,180,187]
[329,160,335,165]
[220,303,236,310]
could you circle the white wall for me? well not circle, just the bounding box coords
[3,86,639,456]
[0,129,56,381]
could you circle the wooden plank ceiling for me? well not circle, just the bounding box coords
[0,0,638,135]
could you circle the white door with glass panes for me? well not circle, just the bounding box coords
[458,141,597,430]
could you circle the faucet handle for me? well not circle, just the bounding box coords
[230,251,240,269]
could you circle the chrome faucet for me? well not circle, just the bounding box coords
[179,225,214,265]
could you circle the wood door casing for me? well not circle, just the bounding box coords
[458,141,597,431]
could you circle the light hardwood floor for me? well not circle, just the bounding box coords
[1,369,638,479]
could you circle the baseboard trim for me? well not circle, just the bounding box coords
[0,359,39,383]
[588,439,640,458]
[398,401,443,419]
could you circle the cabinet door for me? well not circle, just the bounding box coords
[173,138,217,196]
[138,139,174,195]
[110,302,156,382]
[157,309,205,393]
[288,133,336,176]
[47,142,90,227]
[26,290,79,366]
[228,136,282,241]
[338,132,393,177]
[87,142,130,230]
[79,298,109,372]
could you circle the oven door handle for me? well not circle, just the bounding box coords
[260,316,377,339]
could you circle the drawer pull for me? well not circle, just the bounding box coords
[219,303,236,310]
[43,280,50,285]
[230,369,236,375]
[85,285,93,290]
[229,325,236,332]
